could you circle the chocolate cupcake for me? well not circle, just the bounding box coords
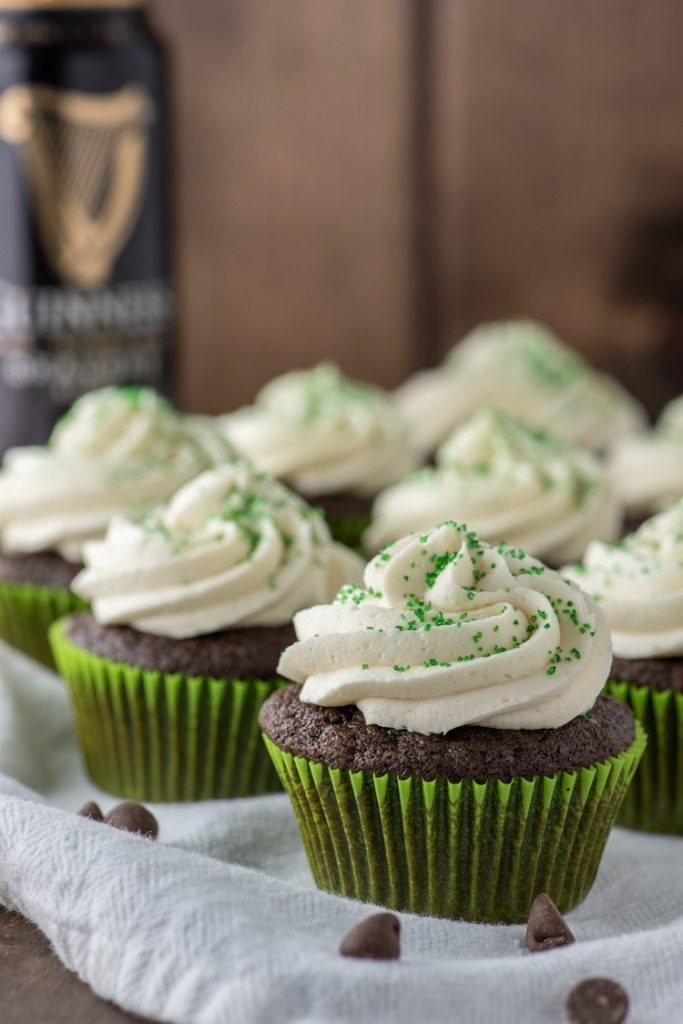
[396,319,646,461]
[260,521,644,923]
[219,363,415,550]
[365,407,622,564]
[563,500,683,833]
[609,394,683,527]
[50,461,363,802]
[0,385,233,666]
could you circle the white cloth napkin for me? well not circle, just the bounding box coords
[0,641,681,1024]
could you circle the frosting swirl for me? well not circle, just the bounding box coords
[220,363,414,496]
[278,521,611,733]
[0,387,235,563]
[609,395,683,515]
[365,408,621,561]
[73,462,364,638]
[396,320,646,457]
[563,499,683,659]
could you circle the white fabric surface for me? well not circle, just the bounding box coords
[0,641,681,1024]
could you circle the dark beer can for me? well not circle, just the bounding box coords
[0,0,173,455]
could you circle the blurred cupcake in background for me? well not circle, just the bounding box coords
[51,461,364,802]
[365,407,621,564]
[563,499,683,833]
[219,363,415,549]
[0,386,234,665]
[261,521,644,923]
[396,319,647,459]
[609,394,683,531]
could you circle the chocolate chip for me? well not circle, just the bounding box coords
[527,893,576,952]
[77,801,104,822]
[104,802,158,840]
[566,978,629,1024]
[339,912,401,960]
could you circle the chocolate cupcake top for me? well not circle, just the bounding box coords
[73,461,364,638]
[220,363,414,497]
[396,320,646,458]
[609,394,683,515]
[278,521,611,734]
[259,687,633,781]
[365,408,621,561]
[563,499,683,659]
[0,387,234,563]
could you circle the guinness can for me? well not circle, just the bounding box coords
[0,0,173,455]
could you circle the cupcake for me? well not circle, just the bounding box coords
[609,394,683,530]
[396,319,646,459]
[365,407,621,563]
[260,521,644,923]
[0,386,234,666]
[563,500,683,833]
[50,461,364,801]
[219,363,415,549]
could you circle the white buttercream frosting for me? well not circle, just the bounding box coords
[0,387,236,563]
[220,363,415,496]
[278,521,611,734]
[563,499,683,659]
[609,395,683,515]
[396,320,646,457]
[73,462,364,638]
[365,408,621,561]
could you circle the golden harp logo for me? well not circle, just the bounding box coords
[0,84,153,290]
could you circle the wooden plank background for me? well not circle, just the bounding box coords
[155,0,416,414]
[432,0,683,412]
[155,0,683,417]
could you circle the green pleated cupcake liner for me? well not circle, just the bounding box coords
[606,679,683,834]
[50,617,286,802]
[263,722,646,923]
[0,579,86,669]
[325,513,372,553]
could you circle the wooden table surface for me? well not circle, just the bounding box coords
[0,907,147,1024]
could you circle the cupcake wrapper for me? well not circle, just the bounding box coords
[325,513,371,553]
[50,618,285,802]
[606,679,683,834]
[0,580,85,669]
[263,723,646,923]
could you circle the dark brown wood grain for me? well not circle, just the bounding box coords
[151,0,683,416]
[0,908,147,1023]
[431,0,683,411]
[154,0,416,415]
